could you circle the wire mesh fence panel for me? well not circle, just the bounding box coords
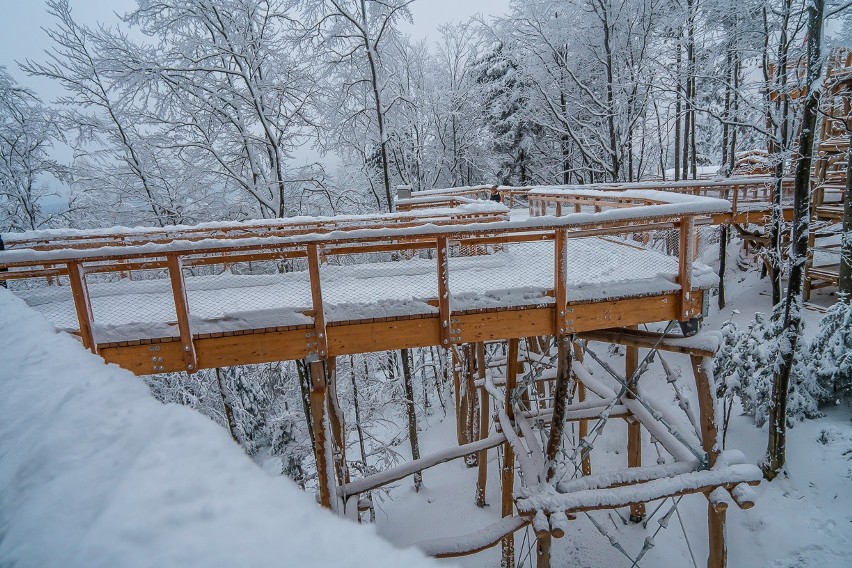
[183,258,313,334]
[321,246,439,323]
[565,230,682,302]
[85,267,177,344]
[11,276,79,332]
[448,239,554,312]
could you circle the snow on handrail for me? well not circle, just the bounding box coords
[0,190,729,267]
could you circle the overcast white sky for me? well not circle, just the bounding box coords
[0,0,512,101]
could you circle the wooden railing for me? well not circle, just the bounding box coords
[0,190,729,372]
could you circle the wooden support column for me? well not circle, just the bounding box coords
[452,346,464,446]
[166,255,197,373]
[307,244,328,358]
[553,229,567,336]
[536,533,552,568]
[544,335,571,483]
[476,342,489,506]
[573,341,591,476]
[501,338,519,568]
[626,332,645,522]
[464,344,478,466]
[678,216,696,321]
[66,261,97,353]
[691,355,726,568]
[718,224,728,310]
[436,237,451,346]
[309,359,334,510]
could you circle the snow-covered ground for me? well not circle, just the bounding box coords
[0,289,438,568]
[1,237,849,568]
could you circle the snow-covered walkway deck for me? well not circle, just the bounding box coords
[0,188,729,375]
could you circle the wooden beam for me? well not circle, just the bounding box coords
[678,217,696,321]
[436,236,452,346]
[66,261,96,353]
[166,255,197,373]
[625,330,645,522]
[554,229,567,335]
[577,327,717,357]
[476,342,489,507]
[309,360,334,509]
[307,244,328,358]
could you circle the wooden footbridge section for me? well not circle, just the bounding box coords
[0,189,762,567]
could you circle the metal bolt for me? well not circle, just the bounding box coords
[184,345,190,352]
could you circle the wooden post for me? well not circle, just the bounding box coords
[501,338,519,568]
[544,335,572,482]
[573,341,591,476]
[678,216,696,321]
[718,224,728,310]
[465,344,478,466]
[476,342,489,506]
[536,532,552,568]
[66,261,97,353]
[553,230,567,336]
[166,255,197,373]
[436,237,451,346]
[625,334,645,522]
[309,359,334,510]
[307,244,328,358]
[692,355,726,568]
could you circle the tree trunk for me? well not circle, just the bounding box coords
[401,348,422,490]
[215,367,240,443]
[763,0,824,480]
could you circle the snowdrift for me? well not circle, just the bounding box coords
[0,289,436,568]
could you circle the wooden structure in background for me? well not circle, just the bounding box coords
[806,50,850,299]
[0,190,761,568]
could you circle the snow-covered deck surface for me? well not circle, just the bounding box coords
[17,237,718,345]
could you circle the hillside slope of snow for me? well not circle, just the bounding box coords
[0,289,437,568]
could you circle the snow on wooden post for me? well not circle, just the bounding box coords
[307,244,328,359]
[501,338,520,568]
[677,216,696,321]
[166,255,197,373]
[66,261,97,354]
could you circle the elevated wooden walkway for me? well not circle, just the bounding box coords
[1,189,757,568]
[1,189,725,376]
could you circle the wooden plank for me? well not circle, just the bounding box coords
[327,316,441,355]
[66,261,97,353]
[166,255,197,373]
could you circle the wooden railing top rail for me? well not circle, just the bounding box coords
[1,202,509,251]
[0,190,730,273]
